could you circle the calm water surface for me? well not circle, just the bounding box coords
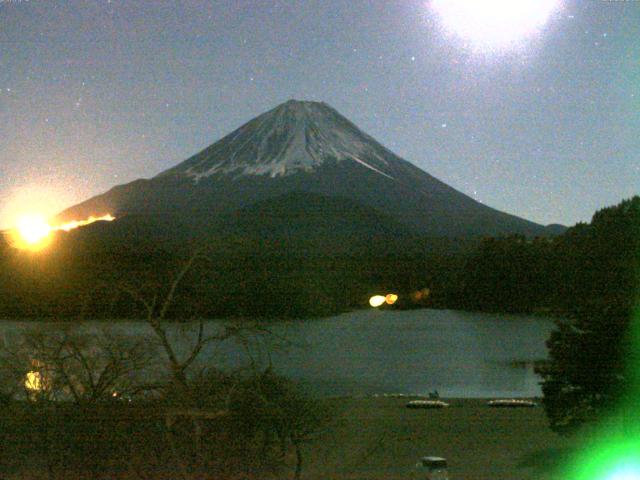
[0,309,555,398]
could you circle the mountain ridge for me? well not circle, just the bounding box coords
[57,100,558,238]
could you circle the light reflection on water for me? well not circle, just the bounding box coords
[0,309,555,398]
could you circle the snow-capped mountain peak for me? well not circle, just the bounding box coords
[57,99,552,239]
[161,100,395,181]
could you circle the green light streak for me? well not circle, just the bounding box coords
[559,307,640,479]
[560,428,640,480]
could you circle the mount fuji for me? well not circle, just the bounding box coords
[58,100,552,238]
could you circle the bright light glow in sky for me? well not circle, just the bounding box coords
[430,0,562,52]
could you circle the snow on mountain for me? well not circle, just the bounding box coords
[159,100,395,181]
[57,99,554,238]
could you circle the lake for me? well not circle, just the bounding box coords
[0,309,556,398]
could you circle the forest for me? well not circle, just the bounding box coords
[0,196,637,322]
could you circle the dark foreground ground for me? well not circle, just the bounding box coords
[303,397,577,480]
[0,397,579,480]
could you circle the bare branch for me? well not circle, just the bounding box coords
[158,249,206,321]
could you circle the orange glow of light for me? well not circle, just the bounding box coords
[370,293,399,308]
[56,214,115,232]
[7,213,115,251]
[411,288,431,303]
[25,359,49,392]
[25,370,44,392]
[16,215,52,245]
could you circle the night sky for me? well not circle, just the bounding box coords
[1,0,638,229]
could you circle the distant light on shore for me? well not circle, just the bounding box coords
[25,371,44,392]
[369,295,386,308]
[369,293,399,308]
[411,288,431,303]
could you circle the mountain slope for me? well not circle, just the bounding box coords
[57,100,551,238]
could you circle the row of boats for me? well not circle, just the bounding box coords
[405,398,537,409]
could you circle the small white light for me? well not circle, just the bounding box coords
[369,295,386,308]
